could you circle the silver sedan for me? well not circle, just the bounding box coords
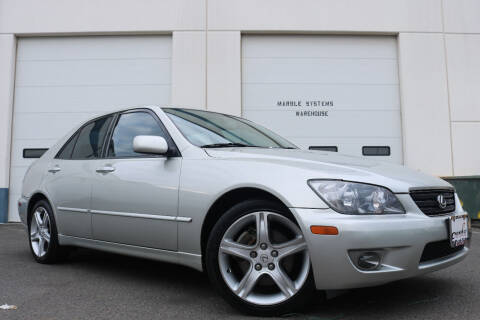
[18,106,470,316]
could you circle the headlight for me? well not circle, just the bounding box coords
[308,180,405,215]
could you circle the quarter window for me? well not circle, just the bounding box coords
[56,133,79,159]
[107,112,168,158]
[71,116,113,159]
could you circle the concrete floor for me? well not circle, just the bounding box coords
[0,223,478,320]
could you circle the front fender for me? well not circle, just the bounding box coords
[176,158,328,255]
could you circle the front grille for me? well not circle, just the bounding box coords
[420,239,464,263]
[410,189,455,216]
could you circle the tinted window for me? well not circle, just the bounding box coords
[107,112,167,158]
[56,133,79,159]
[71,116,113,159]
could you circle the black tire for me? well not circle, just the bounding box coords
[205,199,315,316]
[27,199,67,264]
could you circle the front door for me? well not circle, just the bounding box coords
[90,110,181,251]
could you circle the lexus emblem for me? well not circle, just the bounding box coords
[437,194,447,209]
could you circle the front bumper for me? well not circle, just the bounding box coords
[290,195,470,290]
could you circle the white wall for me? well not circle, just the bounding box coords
[171,32,206,109]
[0,35,16,189]
[0,0,206,33]
[443,0,480,34]
[207,0,443,32]
[451,123,480,176]
[207,31,241,116]
[442,0,480,177]
[445,34,480,176]
[397,33,453,176]
[0,0,479,177]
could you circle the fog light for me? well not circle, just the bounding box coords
[357,252,381,271]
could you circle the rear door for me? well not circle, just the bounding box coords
[90,110,181,250]
[44,115,114,238]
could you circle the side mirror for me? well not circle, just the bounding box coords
[133,135,168,155]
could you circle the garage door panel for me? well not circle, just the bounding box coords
[16,59,171,87]
[242,35,402,164]
[9,167,29,193]
[244,109,402,138]
[243,35,397,59]
[9,35,172,222]
[17,36,171,60]
[243,84,400,110]
[14,85,170,113]
[11,139,57,167]
[243,58,398,84]
[13,113,95,141]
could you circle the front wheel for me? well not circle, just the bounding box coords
[206,199,314,316]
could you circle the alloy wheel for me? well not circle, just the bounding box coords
[30,206,51,257]
[218,211,310,305]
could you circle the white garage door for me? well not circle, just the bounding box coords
[9,35,171,221]
[242,35,402,162]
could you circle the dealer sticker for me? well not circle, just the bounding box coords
[449,214,468,248]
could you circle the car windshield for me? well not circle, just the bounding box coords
[163,108,297,149]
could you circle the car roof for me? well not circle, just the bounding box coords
[86,106,241,123]
[162,107,243,119]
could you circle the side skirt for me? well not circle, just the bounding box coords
[58,235,203,272]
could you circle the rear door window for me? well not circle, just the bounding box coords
[71,116,113,160]
[56,133,79,159]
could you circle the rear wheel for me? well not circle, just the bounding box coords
[28,200,66,263]
[206,199,314,316]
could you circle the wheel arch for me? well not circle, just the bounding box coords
[27,192,53,221]
[200,187,292,267]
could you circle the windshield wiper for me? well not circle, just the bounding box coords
[201,142,251,148]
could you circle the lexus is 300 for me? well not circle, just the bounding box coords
[18,106,470,315]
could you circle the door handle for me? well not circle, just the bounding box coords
[96,166,115,173]
[48,167,61,173]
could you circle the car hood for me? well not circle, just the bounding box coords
[204,148,452,193]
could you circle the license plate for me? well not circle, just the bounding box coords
[449,214,469,248]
